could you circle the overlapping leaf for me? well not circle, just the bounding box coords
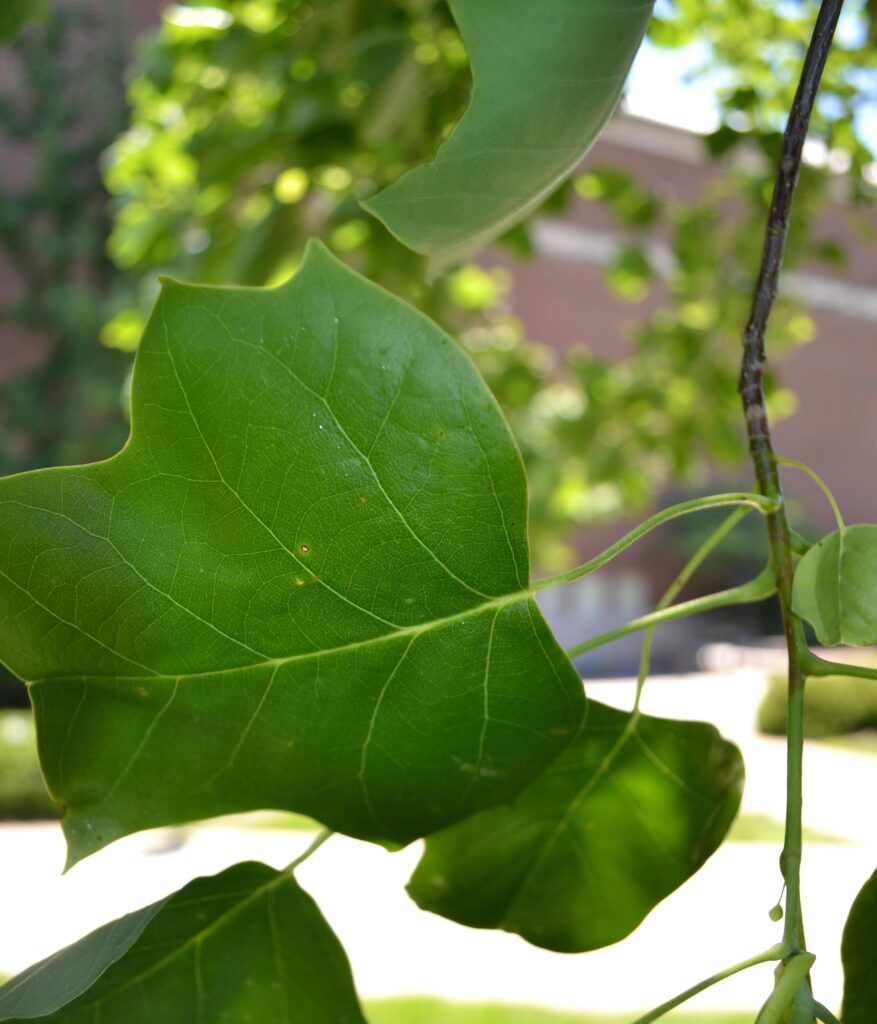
[841,867,877,1023]
[0,241,584,863]
[0,861,366,1023]
[408,700,743,952]
[362,0,655,265]
[792,525,877,646]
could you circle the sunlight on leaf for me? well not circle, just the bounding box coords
[408,701,743,952]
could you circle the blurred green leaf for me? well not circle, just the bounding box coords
[364,0,655,265]
[841,868,877,1024]
[0,0,48,44]
[0,862,367,1022]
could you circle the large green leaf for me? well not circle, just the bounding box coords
[0,861,366,1022]
[841,867,877,1023]
[407,701,743,953]
[0,240,583,864]
[791,525,877,646]
[362,0,655,265]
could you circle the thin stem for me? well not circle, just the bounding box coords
[737,0,845,958]
[629,943,787,1024]
[285,828,334,873]
[565,568,775,659]
[813,1001,842,1024]
[533,493,777,592]
[790,529,813,556]
[776,457,845,532]
[633,507,751,711]
[803,651,877,682]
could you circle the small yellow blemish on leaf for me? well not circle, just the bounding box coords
[300,544,310,554]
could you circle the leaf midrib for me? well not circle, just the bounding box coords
[28,589,532,686]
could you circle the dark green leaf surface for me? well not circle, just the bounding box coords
[841,867,877,1023]
[362,0,654,265]
[0,861,366,1023]
[0,241,583,863]
[792,525,877,646]
[408,701,743,953]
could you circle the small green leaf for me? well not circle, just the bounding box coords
[792,525,877,646]
[0,861,366,1022]
[362,0,655,266]
[0,240,583,863]
[841,867,877,1023]
[0,0,48,44]
[407,701,743,952]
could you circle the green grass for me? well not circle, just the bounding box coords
[366,998,753,1024]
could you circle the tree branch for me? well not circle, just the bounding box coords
[737,0,845,967]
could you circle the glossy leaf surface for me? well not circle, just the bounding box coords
[841,867,877,1023]
[408,701,743,952]
[0,861,366,1023]
[792,525,877,646]
[0,241,583,863]
[362,0,655,265]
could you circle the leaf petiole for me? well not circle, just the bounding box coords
[802,651,877,683]
[777,456,845,533]
[566,568,776,660]
[633,507,751,711]
[532,492,778,593]
[629,942,788,1024]
[813,1001,842,1024]
[285,829,334,874]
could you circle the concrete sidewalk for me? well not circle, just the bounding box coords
[1,669,874,1017]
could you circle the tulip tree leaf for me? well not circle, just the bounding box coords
[0,861,367,1023]
[407,701,744,953]
[362,0,655,266]
[841,867,877,1023]
[0,240,584,865]
[792,525,877,646]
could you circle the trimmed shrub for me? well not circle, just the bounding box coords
[758,673,877,738]
[0,711,58,820]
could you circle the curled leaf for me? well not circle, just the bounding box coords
[362,0,655,266]
[792,525,877,646]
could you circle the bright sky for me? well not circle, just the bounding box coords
[625,15,877,158]
[626,40,726,134]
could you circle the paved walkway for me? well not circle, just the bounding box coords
[1,669,874,1017]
